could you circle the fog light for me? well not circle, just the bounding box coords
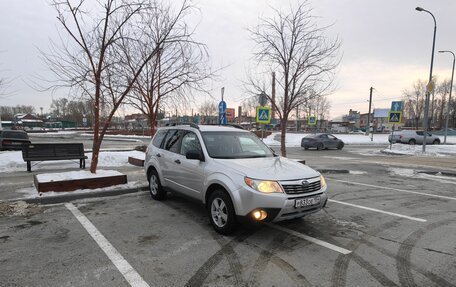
[252,209,267,221]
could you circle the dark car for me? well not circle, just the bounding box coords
[301,133,344,150]
[0,130,31,150]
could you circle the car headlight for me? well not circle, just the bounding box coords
[244,177,283,193]
[320,175,327,188]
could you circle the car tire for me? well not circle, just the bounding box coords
[433,139,440,145]
[304,147,309,150]
[408,139,416,145]
[148,169,166,200]
[337,142,344,150]
[317,143,324,151]
[208,190,237,235]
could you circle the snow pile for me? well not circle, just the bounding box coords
[0,150,145,173]
[36,170,123,183]
[382,144,456,156]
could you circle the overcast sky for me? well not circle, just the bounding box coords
[1,0,455,119]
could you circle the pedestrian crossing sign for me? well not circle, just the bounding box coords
[256,106,271,124]
[308,115,317,126]
[388,111,402,123]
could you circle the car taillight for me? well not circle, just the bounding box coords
[2,140,12,145]
[400,135,403,139]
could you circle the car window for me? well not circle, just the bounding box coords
[152,129,168,148]
[163,130,184,153]
[2,131,29,139]
[328,135,337,140]
[180,132,202,156]
[320,134,328,139]
[201,131,273,159]
[416,131,424,136]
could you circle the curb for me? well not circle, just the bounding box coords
[6,186,149,205]
[418,171,456,178]
[317,169,350,174]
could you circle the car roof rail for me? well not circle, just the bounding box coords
[165,122,200,129]
[203,124,245,130]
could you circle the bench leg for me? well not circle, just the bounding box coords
[27,161,31,172]
[81,159,86,169]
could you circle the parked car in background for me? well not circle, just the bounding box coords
[349,130,365,135]
[0,130,31,150]
[301,133,344,150]
[145,124,328,235]
[388,130,440,145]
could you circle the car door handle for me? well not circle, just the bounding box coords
[156,153,161,157]
[174,159,181,164]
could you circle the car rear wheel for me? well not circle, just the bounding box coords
[433,139,440,145]
[408,139,416,145]
[304,147,309,150]
[316,143,324,150]
[208,190,236,235]
[148,169,166,200]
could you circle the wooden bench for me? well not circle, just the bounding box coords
[22,143,88,172]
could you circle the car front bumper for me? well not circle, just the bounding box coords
[234,185,328,222]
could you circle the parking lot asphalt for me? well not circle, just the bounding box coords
[1,143,455,287]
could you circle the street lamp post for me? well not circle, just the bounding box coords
[439,50,455,144]
[415,6,437,153]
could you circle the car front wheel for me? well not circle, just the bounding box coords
[337,142,344,150]
[148,169,166,200]
[433,139,440,145]
[208,190,236,235]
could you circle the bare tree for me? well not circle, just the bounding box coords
[247,1,340,156]
[123,0,213,135]
[42,0,168,173]
[403,79,426,129]
[302,94,330,130]
[199,100,216,116]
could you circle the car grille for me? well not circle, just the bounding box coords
[282,181,321,194]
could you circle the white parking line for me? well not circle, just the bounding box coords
[266,223,351,255]
[329,179,456,201]
[65,203,150,287]
[328,199,427,222]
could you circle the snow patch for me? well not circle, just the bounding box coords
[382,144,456,157]
[16,180,145,198]
[0,150,145,173]
[349,170,367,175]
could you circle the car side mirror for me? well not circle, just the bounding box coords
[186,150,204,161]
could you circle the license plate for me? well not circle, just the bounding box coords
[295,196,321,208]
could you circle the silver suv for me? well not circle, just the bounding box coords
[388,130,440,145]
[144,124,328,234]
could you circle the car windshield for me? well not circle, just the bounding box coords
[201,131,273,159]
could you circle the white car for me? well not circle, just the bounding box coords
[144,124,328,234]
[388,130,440,145]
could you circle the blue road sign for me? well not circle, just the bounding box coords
[308,116,317,126]
[218,101,227,113]
[218,100,227,124]
[256,106,271,124]
[388,111,402,123]
[391,101,404,112]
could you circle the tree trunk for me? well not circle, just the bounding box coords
[280,116,287,157]
[90,88,101,173]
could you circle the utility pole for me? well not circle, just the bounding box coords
[367,87,373,141]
